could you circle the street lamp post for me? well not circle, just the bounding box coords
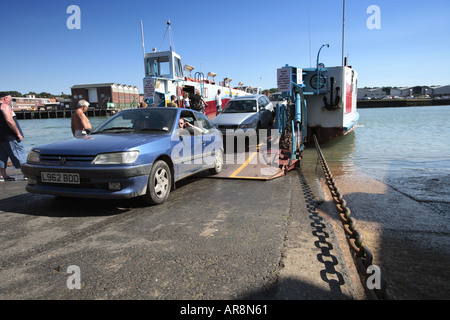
[316,44,329,94]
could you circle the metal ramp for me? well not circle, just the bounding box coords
[209,133,300,181]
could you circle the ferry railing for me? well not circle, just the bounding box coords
[195,72,205,97]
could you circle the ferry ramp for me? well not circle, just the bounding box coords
[210,132,299,181]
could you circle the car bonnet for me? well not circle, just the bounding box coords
[213,112,258,125]
[32,134,170,156]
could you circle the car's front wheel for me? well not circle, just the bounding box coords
[143,160,171,205]
[210,149,223,175]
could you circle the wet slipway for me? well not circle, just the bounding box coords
[0,147,448,301]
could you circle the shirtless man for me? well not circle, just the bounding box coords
[71,100,92,137]
[0,94,26,180]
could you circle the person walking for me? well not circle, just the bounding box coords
[191,90,207,113]
[183,92,190,109]
[215,89,222,116]
[0,94,26,181]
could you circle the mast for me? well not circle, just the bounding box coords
[308,10,312,68]
[341,0,346,66]
[140,20,145,59]
[159,19,175,52]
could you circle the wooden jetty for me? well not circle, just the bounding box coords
[13,108,119,120]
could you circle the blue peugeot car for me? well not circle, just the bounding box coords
[21,107,223,205]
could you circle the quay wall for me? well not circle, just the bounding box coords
[357,98,450,108]
[14,108,119,120]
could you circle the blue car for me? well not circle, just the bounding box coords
[21,108,224,205]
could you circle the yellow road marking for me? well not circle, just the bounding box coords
[229,143,263,178]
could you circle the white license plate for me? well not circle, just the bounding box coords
[41,172,80,184]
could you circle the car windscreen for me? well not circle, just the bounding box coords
[222,100,257,113]
[270,94,283,101]
[93,108,177,134]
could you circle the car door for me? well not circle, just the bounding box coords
[258,97,270,128]
[173,111,203,176]
[195,112,219,167]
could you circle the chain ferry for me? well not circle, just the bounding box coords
[142,21,258,117]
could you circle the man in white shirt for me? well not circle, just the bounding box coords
[215,89,222,116]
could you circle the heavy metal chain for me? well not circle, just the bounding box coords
[313,134,389,300]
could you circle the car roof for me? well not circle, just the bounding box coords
[131,107,202,114]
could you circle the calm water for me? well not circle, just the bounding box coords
[303,105,450,203]
[16,106,450,202]
[20,117,108,154]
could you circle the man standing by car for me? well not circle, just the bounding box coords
[0,94,26,181]
[215,89,222,116]
[71,99,92,138]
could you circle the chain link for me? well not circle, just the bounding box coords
[313,134,389,300]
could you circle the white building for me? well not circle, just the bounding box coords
[357,87,386,99]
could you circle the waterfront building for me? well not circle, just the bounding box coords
[71,83,140,109]
[431,85,450,98]
[10,95,57,110]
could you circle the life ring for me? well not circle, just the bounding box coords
[310,74,327,90]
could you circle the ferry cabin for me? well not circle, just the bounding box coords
[142,50,257,116]
[303,66,359,142]
[278,64,359,143]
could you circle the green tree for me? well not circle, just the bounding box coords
[38,92,54,98]
[0,91,23,97]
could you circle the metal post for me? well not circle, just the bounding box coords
[316,44,329,94]
[140,20,145,59]
[342,0,346,66]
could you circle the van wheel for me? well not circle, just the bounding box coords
[143,160,171,205]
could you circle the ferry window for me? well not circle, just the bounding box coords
[147,56,171,78]
[147,58,157,77]
[174,57,183,78]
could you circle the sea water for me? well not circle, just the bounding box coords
[304,105,450,205]
[20,117,108,153]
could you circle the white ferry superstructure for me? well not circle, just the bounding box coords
[142,49,259,117]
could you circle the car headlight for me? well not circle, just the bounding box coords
[27,150,40,163]
[239,123,256,129]
[92,151,139,165]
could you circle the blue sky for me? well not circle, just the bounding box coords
[1,0,449,95]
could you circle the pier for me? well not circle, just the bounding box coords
[357,98,450,108]
[13,108,119,120]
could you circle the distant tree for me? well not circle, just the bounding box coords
[37,92,54,98]
[262,88,279,95]
[59,93,72,99]
[0,91,23,97]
